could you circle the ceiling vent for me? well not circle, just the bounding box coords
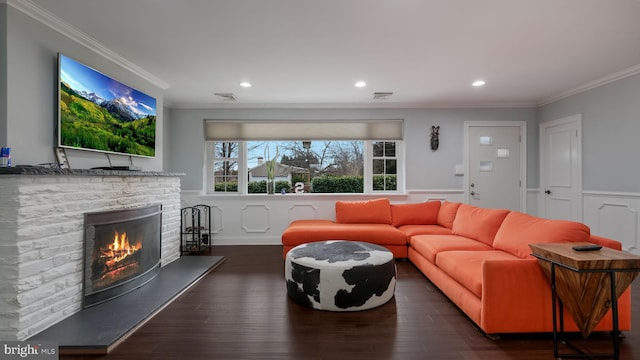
[373,92,393,100]
[214,93,238,102]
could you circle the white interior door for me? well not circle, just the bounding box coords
[540,114,582,221]
[465,122,526,211]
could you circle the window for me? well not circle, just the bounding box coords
[247,140,365,194]
[372,141,397,191]
[204,120,404,194]
[208,142,239,193]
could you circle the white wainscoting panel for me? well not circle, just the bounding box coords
[241,204,271,233]
[211,205,223,233]
[583,191,640,254]
[180,191,463,245]
[181,189,544,246]
[288,203,319,222]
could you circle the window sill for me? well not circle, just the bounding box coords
[193,192,410,201]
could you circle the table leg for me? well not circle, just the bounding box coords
[610,272,620,360]
[551,263,560,358]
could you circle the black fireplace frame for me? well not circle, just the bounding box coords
[83,204,162,308]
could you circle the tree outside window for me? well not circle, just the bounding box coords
[212,142,239,192]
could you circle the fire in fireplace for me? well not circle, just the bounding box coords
[83,204,162,308]
[93,230,142,288]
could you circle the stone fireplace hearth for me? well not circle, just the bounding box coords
[0,168,182,341]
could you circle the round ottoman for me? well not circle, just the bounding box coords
[285,240,396,311]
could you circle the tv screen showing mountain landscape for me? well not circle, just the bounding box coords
[58,54,156,157]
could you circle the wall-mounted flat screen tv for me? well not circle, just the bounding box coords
[57,53,157,158]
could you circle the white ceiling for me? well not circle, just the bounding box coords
[18,0,640,109]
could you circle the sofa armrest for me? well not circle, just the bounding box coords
[481,256,632,334]
[589,234,622,250]
[481,258,555,333]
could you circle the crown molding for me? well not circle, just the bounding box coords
[8,0,170,90]
[167,100,538,110]
[538,63,640,106]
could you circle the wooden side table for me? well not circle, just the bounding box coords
[530,242,640,360]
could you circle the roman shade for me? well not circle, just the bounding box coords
[204,120,403,140]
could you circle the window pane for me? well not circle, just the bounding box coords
[373,142,384,157]
[212,142,239,193]
[213,161,239,192]
[215,142,238,158]
[373,178,384,190]
[384,142,396,157]
[385,175,397,190]
[373,159,385,175]
[248,140,364,193]
[385,159,397,174]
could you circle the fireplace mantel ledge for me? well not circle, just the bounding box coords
[0,166,185,176]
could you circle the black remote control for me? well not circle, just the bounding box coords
[572,244,602,251]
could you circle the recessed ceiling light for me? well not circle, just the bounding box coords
[240,82,252,88]
[472,80,486,87]
[355,81,367,88]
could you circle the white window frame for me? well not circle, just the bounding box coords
[206,140,404,195]
[365,140,404,193]
[205,141,246,194]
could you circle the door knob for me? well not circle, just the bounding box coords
[544,190,551,194]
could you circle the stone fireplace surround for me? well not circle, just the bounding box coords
[0,167,182,340]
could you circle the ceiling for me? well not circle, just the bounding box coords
[19,0,640,109]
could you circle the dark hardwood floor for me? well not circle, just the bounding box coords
[63,245,640,360]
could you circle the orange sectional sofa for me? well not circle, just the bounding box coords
[281,198,632,336]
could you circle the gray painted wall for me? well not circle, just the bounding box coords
[4,6,164,170]
[538,73,640,193]
[167,107,538,191]
[6,0,638,194]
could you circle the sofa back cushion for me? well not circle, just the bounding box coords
[451,204,510,246]
[335,198,392,224]
[493,211,591,258]
[391,201,441,227]
[437,201,461,229]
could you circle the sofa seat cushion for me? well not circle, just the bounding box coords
[435,250,520,298]
[409,234,493,264]
[397,224,453,238]
[335,198,392,224]
[493,211,591,258]
[452,204,510,246]
[391,201,441,227]
[281,220,407,247]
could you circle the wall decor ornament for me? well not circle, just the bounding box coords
[430,126,440,151]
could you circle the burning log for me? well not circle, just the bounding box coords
[98,231,141,273]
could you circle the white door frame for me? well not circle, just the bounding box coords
[539,114,583,220]
[463,121,527,211]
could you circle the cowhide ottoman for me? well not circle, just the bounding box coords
[285,240,396,311]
